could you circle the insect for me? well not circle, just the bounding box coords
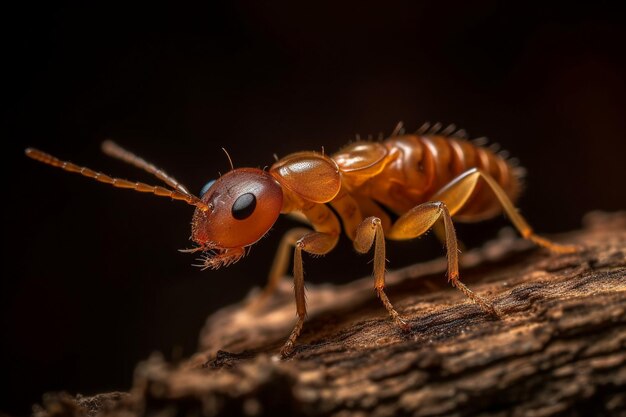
[26,122,577,356]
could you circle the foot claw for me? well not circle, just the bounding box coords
[473,295,500,317]
[482,303,501,318]
[394,316,411,331]
[280,342,294,358]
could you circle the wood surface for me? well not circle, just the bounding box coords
[32,211,626,417]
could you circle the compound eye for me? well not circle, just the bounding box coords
[191,168,283,248]
[200,179,216,197]
[231,192,257,220]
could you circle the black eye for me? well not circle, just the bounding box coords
[200,179,216,196]
[231,193,256,220]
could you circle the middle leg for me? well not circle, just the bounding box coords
[280,230,338,357]
[354,217,409,329]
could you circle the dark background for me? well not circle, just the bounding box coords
[3,1,625,415]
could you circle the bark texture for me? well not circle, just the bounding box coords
[33,211,626,417]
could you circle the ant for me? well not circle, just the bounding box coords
[26,122,577,356]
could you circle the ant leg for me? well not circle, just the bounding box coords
[433,221,467,252]
[281,231,338,357]
[354,217,409,329]
[247,227,310,311]
[388,202,498,315]
[432,169,578,253]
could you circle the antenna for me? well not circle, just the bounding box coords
[101,140,191,195]
[25,148,209,212]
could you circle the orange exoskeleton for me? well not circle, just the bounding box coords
[25,122,577,356]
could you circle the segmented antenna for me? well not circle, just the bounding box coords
[25,148,209,211]
[101,140,191,195]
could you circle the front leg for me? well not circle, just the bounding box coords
[354,217,409,329]
[247,227,311,311]
[281,231,338,357]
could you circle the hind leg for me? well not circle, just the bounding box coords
[432,168,578,253]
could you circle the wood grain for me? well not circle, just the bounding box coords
[33,211,626,417]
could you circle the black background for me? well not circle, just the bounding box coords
[3,1,625,415]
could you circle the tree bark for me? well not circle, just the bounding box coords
[34,211,626,417]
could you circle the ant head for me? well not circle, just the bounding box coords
[191,168,283,254]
